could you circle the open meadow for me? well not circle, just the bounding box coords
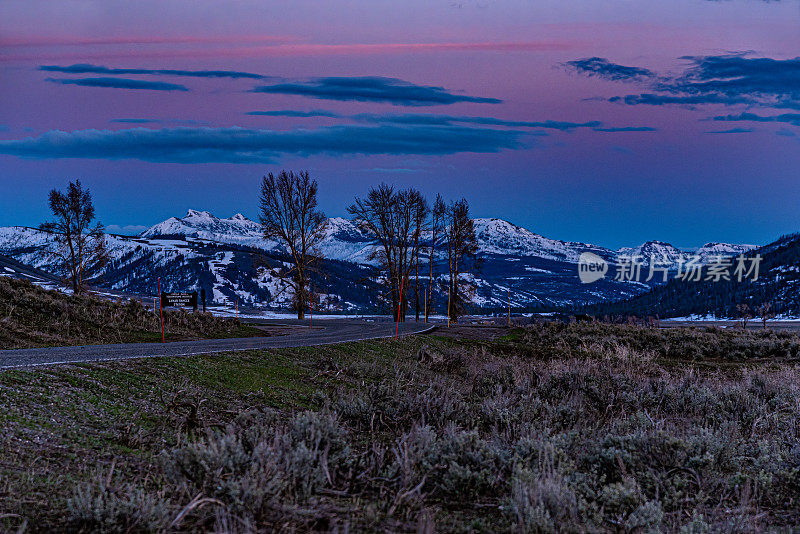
[1,322,799,532]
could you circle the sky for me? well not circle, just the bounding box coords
[0,0,798,249]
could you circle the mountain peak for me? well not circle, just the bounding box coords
[230,213,248,221]
[185,209,216,220]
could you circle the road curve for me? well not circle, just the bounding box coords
[0,319,437,369]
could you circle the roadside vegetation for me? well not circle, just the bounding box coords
[1,323,799,532]
[0,276,266,349]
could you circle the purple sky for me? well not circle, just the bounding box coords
[1,0,798,249]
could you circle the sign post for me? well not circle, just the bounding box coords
[447,281,451,328]
[160,292,198,309]
[157,278,165,343]
[395,276,404,340]
[423,289,427,324]
[508,288,511,327]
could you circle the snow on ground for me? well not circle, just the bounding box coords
[208,251,234,304]
[524,266,552,273]
[662,314,800,322]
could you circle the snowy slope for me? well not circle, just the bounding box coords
[616,241,757,265]
[0,226,201,275]
[140,213,617,265]
[472,218,613,262]
[694,242,757,263]
[142,211,376,264]
[616,241,686,265]
[142,210,281,252]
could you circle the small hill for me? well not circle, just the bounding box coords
[0,276,262,350]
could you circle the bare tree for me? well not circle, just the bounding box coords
[348,184,428,322]
[425,195,446,322]
[443,199,479,322]
[737,303,753,330]
[259,170,327,319]
[410,194,429,322]
[40,180,108,294]
[757,302,774,330]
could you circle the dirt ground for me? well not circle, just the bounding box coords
[427,323,512,341]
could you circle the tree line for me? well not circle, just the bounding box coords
[42,171,480,322]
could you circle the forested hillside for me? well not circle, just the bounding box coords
[583,233,800,319]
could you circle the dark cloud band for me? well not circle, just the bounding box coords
[251,76,501,106]
[565,57,655,81]
[246,110,654,133]
[591,126,657,132]
[0,124,527,164]
[572,54,800,110]
[610,93,754,106]
[712,112,800,127]
[246,110,341,118]
[40,64,266,79]
[705,127,755,134]
[46,77,189,91]
[351,113,600,130]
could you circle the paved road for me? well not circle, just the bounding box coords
[0,319,437,369]
[0,253,62,286]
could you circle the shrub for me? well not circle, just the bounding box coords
[277,410,351,499]
[67,479,172,533]
[390,424,511,501]
[167,408,350,519]
[509,466,582,533]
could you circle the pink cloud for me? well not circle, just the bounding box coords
[0,40,576,62]
[0,35,294,48]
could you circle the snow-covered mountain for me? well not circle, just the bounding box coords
[0,210,758,311]
[140,212,616,264]
[472,218,613,262]
[616,240,756,265]
[141,211,376,264]
[694,242,757,263]
[143,209,263,240]
[616,241,686,265]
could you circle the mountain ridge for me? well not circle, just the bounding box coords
[140,209,755,265]
[0,209,760,312]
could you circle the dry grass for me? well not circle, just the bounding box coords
[0,276,266,349]
[0,323,799,532]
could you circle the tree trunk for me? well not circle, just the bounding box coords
[426,238,435,322]
[296,272,306,320]
[414,251,420,322]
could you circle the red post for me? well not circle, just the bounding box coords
[508,288,511,327]
[309,297,313,328]
[157,277,165,343]
[395,276,404,340]
[447,282,451,328]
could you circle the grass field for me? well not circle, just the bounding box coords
[1,323,799,532]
